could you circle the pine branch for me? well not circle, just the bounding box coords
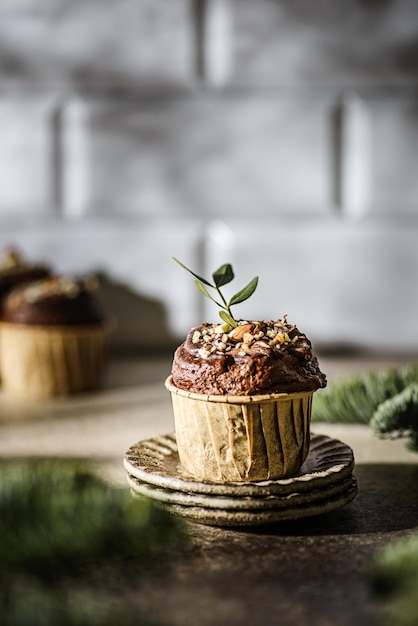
[370,383,418,452]
[312,363,418,425]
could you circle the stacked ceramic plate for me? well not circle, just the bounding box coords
[124,433,357,527]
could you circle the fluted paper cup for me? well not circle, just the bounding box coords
[0,321,112,399]
[165,375,313,482]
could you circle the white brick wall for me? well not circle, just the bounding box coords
[0,0,418,352]
[232,0,418,87]
[0,0,193,88]
[206,219,418,352]
[61,95,336,218]
[0,96,58,215]
[365,98,418,216]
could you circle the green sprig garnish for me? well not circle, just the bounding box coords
[173,258,258,327]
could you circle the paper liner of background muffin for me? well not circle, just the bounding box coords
[165,375,313,482]
[0,321,113,399]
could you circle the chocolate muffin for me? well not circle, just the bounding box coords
[171,316,326,396]
[2,276,106,326]
[0,247,50,304]
[166,316,326,482]
[0,276,111,399]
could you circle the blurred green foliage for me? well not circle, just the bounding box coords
[370,384,418,452]
[312,362,418,452]
[370,535,418,626]
[313,362,418,623]
[0,460,187,626]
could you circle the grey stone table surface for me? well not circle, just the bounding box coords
[1,354,418,626]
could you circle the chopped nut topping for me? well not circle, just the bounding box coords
[243,332,254,344]
[257,340,270,350]
[229,323,257,341]
[192,330,201,344]
[7,276,95,306]
[190,318,304,359]
[0,248,23,270]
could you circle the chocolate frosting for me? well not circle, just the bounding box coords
[2,276,106,326]
[0,248,50,303]
[171,318,327,395]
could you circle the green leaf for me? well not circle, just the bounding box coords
[213,264,234,288]
[195,279,215,301]
[173,257,259,323]
[194,280,224,308]
[172,257,212,287]
[219,310,237,327]
[229,276,259,306]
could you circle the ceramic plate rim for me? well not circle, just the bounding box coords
[130,479,358,527]
[126,472,356,511]
[124,432,355,497]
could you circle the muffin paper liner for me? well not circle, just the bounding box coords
[0,322,112,399]
[165,375,313,482]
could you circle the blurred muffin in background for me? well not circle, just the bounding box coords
[0,275,112,399]
[0,247,51,383]
[0,247,51,306]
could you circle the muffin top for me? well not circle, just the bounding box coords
[0,247,50,299]
[171,316,327,395]
[1,276,106,326]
